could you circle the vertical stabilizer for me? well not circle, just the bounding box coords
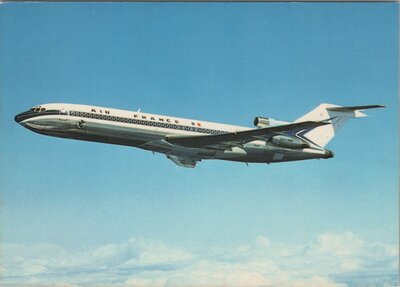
[294,104,384,147]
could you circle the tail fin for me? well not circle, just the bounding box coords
[294,104,384,147]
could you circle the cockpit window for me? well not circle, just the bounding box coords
[40,108,46,112]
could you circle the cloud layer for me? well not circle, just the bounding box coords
[1,232,398,287]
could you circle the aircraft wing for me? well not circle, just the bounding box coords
[165,120,329,149]
[166,155,199,168]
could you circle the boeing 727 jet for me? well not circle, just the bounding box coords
[15,103,384,168]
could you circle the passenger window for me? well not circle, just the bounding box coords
[142,116,146,119]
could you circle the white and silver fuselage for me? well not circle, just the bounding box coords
[15,103,332,164]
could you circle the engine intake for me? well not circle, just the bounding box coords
[254,117,289,127]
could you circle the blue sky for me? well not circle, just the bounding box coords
[0,3,398,287]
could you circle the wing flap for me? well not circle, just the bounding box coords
[166,120,329,149]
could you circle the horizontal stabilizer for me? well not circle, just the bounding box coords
[326,105,385,112]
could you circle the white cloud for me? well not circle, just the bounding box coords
[0,233,398,287]
[286,276,347,287]
[255,236,271,250]
[307,231,363,256]
[126,277,166,287]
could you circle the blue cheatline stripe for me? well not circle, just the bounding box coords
[69,110,228,136]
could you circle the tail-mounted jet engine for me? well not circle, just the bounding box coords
[271,135,310,148]
[254,117,289,127]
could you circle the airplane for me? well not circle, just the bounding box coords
[14,103,384,168]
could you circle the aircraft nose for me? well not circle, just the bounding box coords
[15,110,34,124]
[15,112,23,123]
